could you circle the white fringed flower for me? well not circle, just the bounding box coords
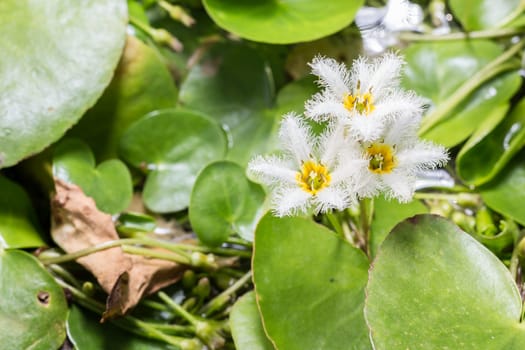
[343,116,449,202]
[247,114,355,217]
[305,53,423,141]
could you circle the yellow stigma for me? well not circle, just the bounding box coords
[296,160,331,195]
[343,81,375,115]
[366,143,397,174]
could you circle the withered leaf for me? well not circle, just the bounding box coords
[51,179,185,318]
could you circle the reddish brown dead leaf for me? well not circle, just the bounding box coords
[51,179,185,317]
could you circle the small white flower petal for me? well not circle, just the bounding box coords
[396,141,449,172]
[279,114,314,164]
[372,90,424,123]
[272,187,312,217]
[314,186,353,214]
[318,121,347,167]
[348,114,387,142]
[309,56,351,99]
[366,52,404,95]
[381,170,414,202]
[304,92,349,121]
[247,155,297,186]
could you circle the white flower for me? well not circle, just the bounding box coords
[343,116,448,202]
[305,53,423,142]
[247,114,355,217]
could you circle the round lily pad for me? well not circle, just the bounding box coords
[0,0,127,168]
[0,175,45,249]
[366,215,525,349]
[230,291,274,350]
[119,109,227,213]
[203,0,364,44]
[449,0,521,30]
[190,161,265,246]
[253,214,371,350]
[53,139,133,214]
[0,249,68,349]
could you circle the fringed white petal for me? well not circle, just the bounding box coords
[304,92,349,122]
[396,140,449,172]
[272,187,312,217]
[279,114,314,164]
[314,186,353,214]
[318,121,347,167]
[372,90,424,122]
[309,56,351,99]
[366,52,404,94]
[247,155,297,186]
[381,170,414,202]
[348,114,387,142]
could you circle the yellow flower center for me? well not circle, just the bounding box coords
[366,143,397,174]
[343,81,375,115]
[296,160,331,195]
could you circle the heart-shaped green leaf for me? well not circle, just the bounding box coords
[190,161,265,246]
[53,139,132,214]
[0,0,127,168]
[0,249,68,349]
[67,305,166,350]
[365,214,524,349]
[457,99,525,186]
[253,214,371,350]
[119,109,227,213]
[481,152,525,226]
[68,36,178,160]
[370,195,428,258]
[202,0,364,44]
[0,176,45,249]
[230,291,275,350]
[449,0,521,30]
[179,43,317,165]
[402,41,521,147]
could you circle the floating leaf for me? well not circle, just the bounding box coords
[0,249,68,349]
[179,43,317,165]
[0,175,45,249]
[203,0,364,44]
[481,153,525,226]
[68,36,178,160]
[402,41,521,147]
[53,139,132,214]
[230,291,275,350]
[190,161,265,246]
[0,0,127,167]
[253,214,371,350]
[457,99,525,186]
[68,305,166,350]
[366,215,524,349]
[449,0,521,30]
[370,195,428,257]
[119,109,227,213]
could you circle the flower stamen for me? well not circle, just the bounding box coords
[296,160,331,195]
[343,80,375,115]
[366,143,397,174]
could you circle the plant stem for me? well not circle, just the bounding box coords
[326,211,344,237]
[399,27,525,42]
[122,245,192,264]
[359,198,374,257]
[201,271,252,317]
[419,40,524,135]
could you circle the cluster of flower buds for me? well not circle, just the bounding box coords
[248,53,448,217]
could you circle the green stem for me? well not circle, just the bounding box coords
[158,291,199,326]
[419,40,524,135]
[201,271,252,317]
[413,192,481,204]
[122,245,191,265]
[359,198,374,257]
[325,211,344,237]
[399,27,525,42]
[47,264,83,289]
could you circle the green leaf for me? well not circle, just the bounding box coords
[53,139,133,214]
[190,161,265,246]
[0,176,45,249]
[457,99,525,186]
[202,0,364,44]
[253,214,371,350]
[230,291,275,350]
[119,109,227,213]
[449,0,521,30]
[0,249,68,349]
[370,195,428,258]
[179,43,317,165]
[481,153,525,226]
[68,36,178,160]
[365,215,524,349]
[402,41,521,147]
[0,0,127,168]
[67,305,166,350]
[116,212,157,237]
